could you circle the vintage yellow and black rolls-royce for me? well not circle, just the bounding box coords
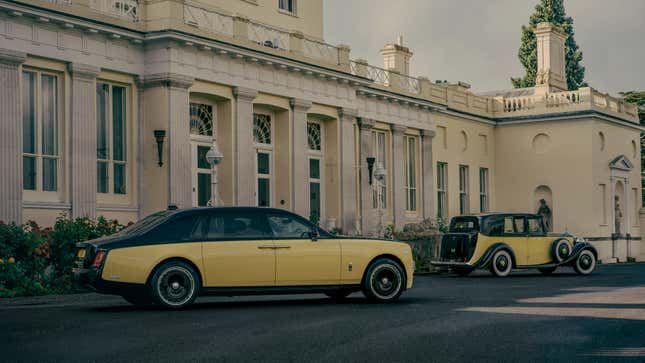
[431,213,598,277]
[73,207,414,308]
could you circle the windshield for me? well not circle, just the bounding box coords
[112,211,173,237]
[449,217,479,233]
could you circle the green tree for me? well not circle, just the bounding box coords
[511,0,586,90]
[620,91,645,124]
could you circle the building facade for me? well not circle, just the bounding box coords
[0,0,642,262]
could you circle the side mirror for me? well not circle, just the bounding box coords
[308,230,319,242]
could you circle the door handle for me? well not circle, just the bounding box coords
[273,245,291,249]
[257,245,274,249]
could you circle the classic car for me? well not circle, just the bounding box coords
[430,213,598,277]
[73,207,414,309]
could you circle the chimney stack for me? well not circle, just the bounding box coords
[380,35,413,76]
[534,22,568,93]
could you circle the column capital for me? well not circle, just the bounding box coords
[233,86,258,102]
[358,118,375,130]
[68,63,100,80]
[390,124,407,135]
[143,73,194,89]
[0,49,27,66]
[338,107,358,120]
[290,98,312,111]
[421,128,436,138]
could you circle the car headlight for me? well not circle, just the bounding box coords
[573,237,585,244]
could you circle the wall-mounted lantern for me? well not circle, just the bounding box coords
[366,157,376,185]
[154,130,166,167]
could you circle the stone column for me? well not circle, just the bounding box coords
[290,98,312,217]
[68,63,101,219]
[421,129,436,220]
[0,49,26,224]
[391,124,407,229]
[145,73,194,209]
[359,118,375,235]
[233,86,258,206]
[338,108,358,234]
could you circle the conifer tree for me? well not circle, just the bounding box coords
[511,0,586,90]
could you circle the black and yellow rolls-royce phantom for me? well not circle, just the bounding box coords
[73,207,414,309]
[431,213,598,277]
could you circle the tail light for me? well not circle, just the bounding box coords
[92,251,107,268]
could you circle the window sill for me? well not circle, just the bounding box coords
[22,201,71,210]
[277,9,298,18]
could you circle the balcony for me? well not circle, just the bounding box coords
[350,60,421,95]
[31,0,140,22]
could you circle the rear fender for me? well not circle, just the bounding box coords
[474,243,516,269]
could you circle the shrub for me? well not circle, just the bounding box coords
[0,216,126,297]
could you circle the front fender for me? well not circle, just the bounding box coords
[560,242,597,266]
[474,243,516,269]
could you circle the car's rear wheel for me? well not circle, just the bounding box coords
[324,290,352,300]
[538,267,557,275]
[452,267,472,277]
[362,258,405,302]
[490,250,513,277]
[149,261,200,309]
[122,294,153,307]
[574,250,596,275]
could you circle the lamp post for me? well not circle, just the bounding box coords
[205,140,224,207]
[373,161,387,237]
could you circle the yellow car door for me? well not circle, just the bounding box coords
[526,215,553,265]
[201,211,276,287]
[501,216,529,266]
[266,212,341,286]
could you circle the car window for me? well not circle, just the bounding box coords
[449,217,479,233]
[527,217,543,235]
[504,217,514,234]
[206,212,272,240]
[267,214,312,238]
[146,215,201,242]
[514,217,526,234]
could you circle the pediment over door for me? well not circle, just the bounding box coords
[609,155,634,171]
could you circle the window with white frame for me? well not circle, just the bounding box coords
[278,0,296,14]
[308,122,323,223]
[404,136,418,212]
[437,162,447,220]
[96,82,128,195]
[189,103,214,137]
[372,130,388,209]
[22,70,60,193]
[254,113,273,207]
[479,168,489,212]
[459,165,469,214]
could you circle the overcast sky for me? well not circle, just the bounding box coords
[323,0,645,95]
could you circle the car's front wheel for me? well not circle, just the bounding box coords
[574,250,596,275]
[490,250,513,277]
[149,261,200,309]
[362,258,405,302]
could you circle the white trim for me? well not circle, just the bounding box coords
[22,201,71,210]
[96,204,139,212]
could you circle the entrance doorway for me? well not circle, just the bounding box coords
[189,100,216,207]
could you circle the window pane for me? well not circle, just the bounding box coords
[189,103,214,136]
[307,122,321,151]
[309,158,320,179]
[214,213,272,239]
[22,72,36,154]
[408,138,416,188]
[147,215,200,242]
[198,172,211,207]
[197,145,210,169]
[504,218,514,233]
[528,218,542,234]
[257,152,270,174]
[114,163,126,194]
[42,157,57,192]
[258,178,270,207]
[514,217,525,233]
[97,162,108,193]
[206,215,226,239]
[112,86,126,162]
[253,114,272,144]
[267,214,311,238]
[41,75,58,156]
[310,182,320,220]
[409,189,416,211]
[377,132,386,169]
[23,156,36,190]
[96,83,109,159]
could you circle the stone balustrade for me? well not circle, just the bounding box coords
[350,61,421,95]
[33,0,140,22]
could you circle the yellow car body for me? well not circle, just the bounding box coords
[431,213,598,277]
[74,207,413,307]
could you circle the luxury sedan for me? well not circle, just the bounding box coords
[73,207,414,309]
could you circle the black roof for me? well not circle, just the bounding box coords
[168,206,300,216]
[455,212,542,219]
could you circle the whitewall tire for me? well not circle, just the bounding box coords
[574,250,596,275]
[490,250,513,277]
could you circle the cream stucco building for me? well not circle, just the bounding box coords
[0,0,642,262]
